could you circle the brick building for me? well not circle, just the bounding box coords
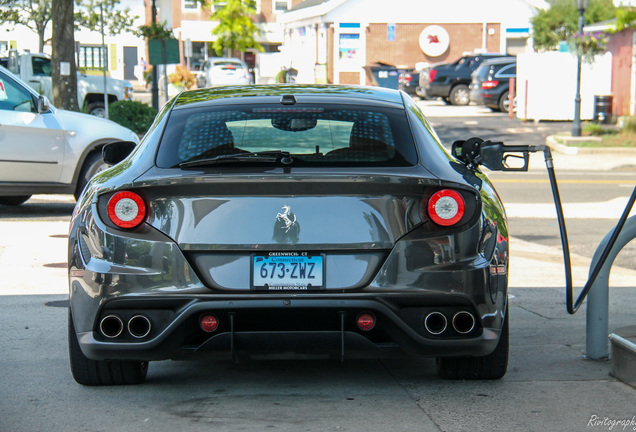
[277,0,546,85]
[146,0,305,74]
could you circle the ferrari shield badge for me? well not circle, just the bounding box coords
[273,205,300,243]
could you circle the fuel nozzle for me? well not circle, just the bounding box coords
[451,137,552,172]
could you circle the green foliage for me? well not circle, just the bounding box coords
[168,65,195,89]
[0,0,51,51]
[531,0,616,51]
[209,0,263,56]
[0,0,136,52]
[135,21,175,40]
[74,0,137,36]
[613,7,636,32]
[621,116,636,133]
[582,122,615,136]
[108,100,157,135]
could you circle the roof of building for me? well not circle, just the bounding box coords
[289,0,329,12]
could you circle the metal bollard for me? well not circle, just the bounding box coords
[586,215,636,359]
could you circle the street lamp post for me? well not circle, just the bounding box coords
[571,0,589,137]
[151,0,159,111]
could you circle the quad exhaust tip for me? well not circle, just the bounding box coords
[424,311,476,335]
[99,314,152,339]
[452,311,476,334]
[424,312,447,335]
[128,315,152,338]
[100,314,124,338]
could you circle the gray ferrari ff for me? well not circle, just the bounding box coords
[68,85,509,385]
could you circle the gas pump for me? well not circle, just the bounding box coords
[451,137,636,316]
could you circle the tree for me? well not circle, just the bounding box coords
[74,0,136,35]
[209,0,263,56]
[52,0,78,111]
[0,0,51,52]
[531,0,616,51]
[0,0,136,53]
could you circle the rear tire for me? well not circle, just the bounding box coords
[87,102,106,118]
[499,91,510,113]
[68,309,148,386]
[74,151,108,200]
[449,84,470,106]
[436,305,509,380]
[0,195,31,206]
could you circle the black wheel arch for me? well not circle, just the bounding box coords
[71,138,123,187]
[83,93,118,108]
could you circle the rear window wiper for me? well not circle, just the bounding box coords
[178,151,294,168]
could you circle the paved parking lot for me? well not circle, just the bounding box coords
[2,101,636,431]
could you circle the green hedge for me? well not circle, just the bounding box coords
[109,100,157,135]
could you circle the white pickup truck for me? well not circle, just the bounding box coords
[2,50,133,117]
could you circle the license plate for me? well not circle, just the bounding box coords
[252,252,324,291]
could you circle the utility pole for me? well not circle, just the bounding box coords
[571,0,589,137]
[151,0,159,111]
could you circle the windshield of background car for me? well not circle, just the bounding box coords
[156,104,419,168]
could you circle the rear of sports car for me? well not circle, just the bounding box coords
[68,86,509,385]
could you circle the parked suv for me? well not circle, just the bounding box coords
[0,65,138,205]
[420,53,508,105]
[469,57,516,113]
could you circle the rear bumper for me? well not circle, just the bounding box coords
[426,82,451,98]
[75,295,503,362]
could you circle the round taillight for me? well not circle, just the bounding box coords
[107,191,147,229]
[200,314,219,333]
[357,312,376,331]
[427,189,465,226]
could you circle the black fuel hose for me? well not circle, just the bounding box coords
[541,146,636,314]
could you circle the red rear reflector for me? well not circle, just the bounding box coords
[481,80,499,89]
[200,314,219,333]
[427,189,466,226]
[402,73,412,83]
[357,312,376,331]
[429,69,437,83]
[107,191,146,229]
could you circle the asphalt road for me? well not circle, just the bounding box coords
[422,100,636,271]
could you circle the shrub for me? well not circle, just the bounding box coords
[168,65,195,89]
[582,123,618,136]
[582,123,606,136]
[621,116,636,134]
[109,100,157,135]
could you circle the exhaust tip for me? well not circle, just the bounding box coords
[424,312,447,335]
[128,315,152,339]
[452,311,476,334]
[100,314,124,338]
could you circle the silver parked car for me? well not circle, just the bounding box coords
[201,57,252,87]
[0,65,139,205]
[68,85,510,385]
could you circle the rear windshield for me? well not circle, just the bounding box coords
[474,65,490,81]
[213,62,243,69]
[156,104,418,168]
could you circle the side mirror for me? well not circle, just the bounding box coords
[102,141,136,165]
[37,95,51,113]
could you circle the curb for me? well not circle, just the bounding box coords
[547,134,636,155]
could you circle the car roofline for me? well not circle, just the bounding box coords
[171,84,407,109]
